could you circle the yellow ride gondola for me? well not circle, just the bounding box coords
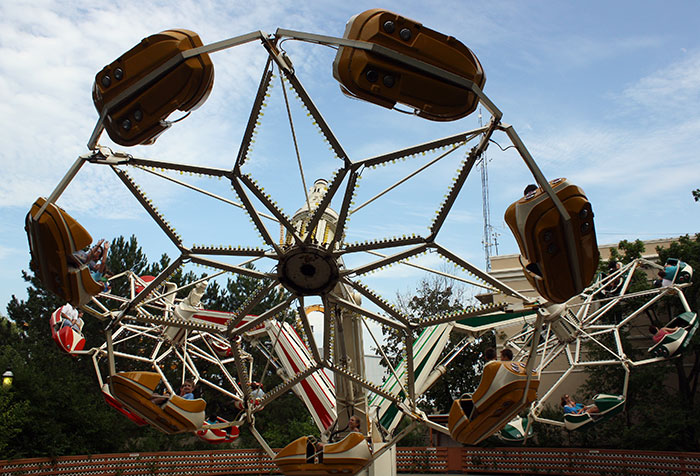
[448,361,539,445]
[109,371,206,434]
[333,8,485,121]
[273,432,371,476]
[93,29,214,146]
[505,178,599,303]
[25,197,103,306]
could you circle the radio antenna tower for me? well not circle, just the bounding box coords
[478,107,498,271]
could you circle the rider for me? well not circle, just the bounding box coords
[649,325,680,344]
[561,394,599,415]
[60,304,83,332]
[72,238,111,289]
[500,348,513,361]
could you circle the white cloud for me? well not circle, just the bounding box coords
[620,49,700,114]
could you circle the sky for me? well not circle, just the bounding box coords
[1,0,700,317]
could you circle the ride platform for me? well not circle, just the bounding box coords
[101,383,148,426]
[333,8,485,121]
[505,178,599,303]
[196,417,240,444]
[648,312,698,358]
[49,306,85,354]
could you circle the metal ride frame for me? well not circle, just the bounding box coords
[504,258,694,432]
[34,25,598,461]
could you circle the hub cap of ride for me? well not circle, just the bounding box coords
[277,245,340,296]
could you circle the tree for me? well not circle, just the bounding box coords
[655,235,700,417]
[0,317,30,456]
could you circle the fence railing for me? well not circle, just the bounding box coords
[2,447,700,475]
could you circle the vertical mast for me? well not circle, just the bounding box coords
[479,107,498,271]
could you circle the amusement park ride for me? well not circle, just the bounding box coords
[24,8,697,476]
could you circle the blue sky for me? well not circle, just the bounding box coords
[1,0,699,315]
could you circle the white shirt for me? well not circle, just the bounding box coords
[61,303,78,321]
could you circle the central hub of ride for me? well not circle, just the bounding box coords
[278,178,341,296]
[277,245,340,296]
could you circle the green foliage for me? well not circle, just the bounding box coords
[692,189,700,202]
[239,392,318,448]
[531,404,567,447]
[0,377,30,455]
[608,239,645,263]
[393,417,428,446]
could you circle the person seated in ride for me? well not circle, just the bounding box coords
[60,303,83,332]
[179,379,196,400]
[250,381,265,402]
[656,262,679,287]
[603,261,622,293]
[561,394,599,415]
[523,184,538,197]
[312,415,364,463]
[483,347,497,363]
[347,415,362,434]
[649,325,680,344]
[151,379,196,405]
[500,348,513,361]
[71,239,111,289]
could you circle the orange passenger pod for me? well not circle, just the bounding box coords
[504,178,599,303]
[333,9,485,121]
[109,371,206,435]
[92,29,214,146]
[448,361,539,445]
[25,198,104,306]
[274,433,371,476]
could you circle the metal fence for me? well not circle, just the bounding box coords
[2,447,700,475]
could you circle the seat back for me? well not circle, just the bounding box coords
[471,361,504,404]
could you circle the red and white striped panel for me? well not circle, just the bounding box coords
[265,320,336,431]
